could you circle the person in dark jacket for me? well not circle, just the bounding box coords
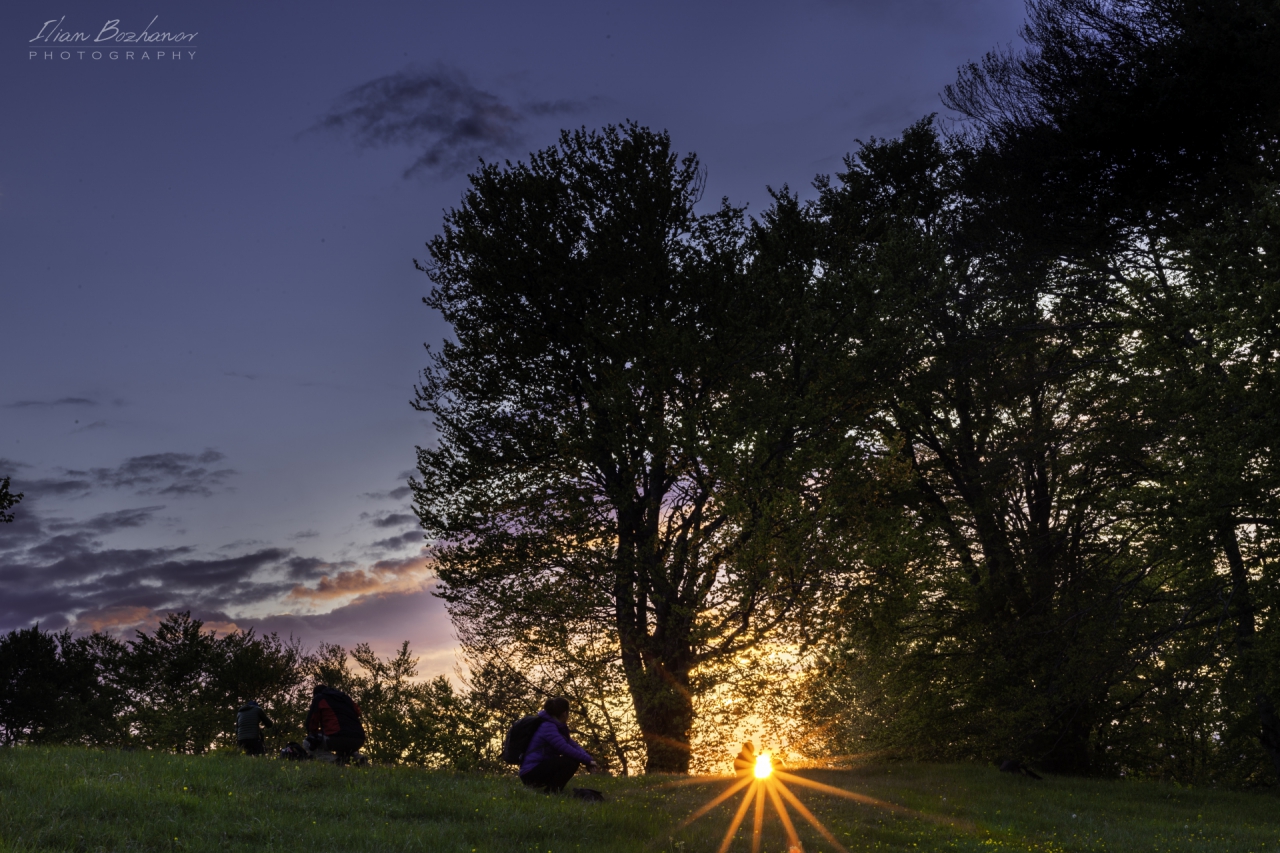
[235,700,273,755]
[304,684,365,757]
[519,697,599,793]
[733,741,756,777]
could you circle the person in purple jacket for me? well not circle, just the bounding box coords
[519,697,600,792]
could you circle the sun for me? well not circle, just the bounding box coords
[670,747,977,853]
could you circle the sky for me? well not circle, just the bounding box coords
[1,0,1027,675]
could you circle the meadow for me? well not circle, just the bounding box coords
[0,747,1275,853]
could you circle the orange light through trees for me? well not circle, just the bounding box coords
[672,746,982,852]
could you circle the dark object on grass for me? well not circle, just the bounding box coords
[997,758,1043,780]
[279,741,309,760]
[572,787,605,802]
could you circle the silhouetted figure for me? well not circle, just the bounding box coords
[305,685,365,758]
[996,757,1043,780]
[235,700,273,755]
[519,697,599,793]
[733,741,756,777]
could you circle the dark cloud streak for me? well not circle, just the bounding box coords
[5,397,98,409]
[314,64,587,176]
[68,449,236,497]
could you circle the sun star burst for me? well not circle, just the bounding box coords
[672,750,979,853]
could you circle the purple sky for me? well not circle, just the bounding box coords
[1,0,1025,674]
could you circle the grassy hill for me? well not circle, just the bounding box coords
[0,747,1275,852]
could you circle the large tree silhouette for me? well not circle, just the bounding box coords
[411,124,839,772]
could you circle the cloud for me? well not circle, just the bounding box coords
[362,470,416,502]
[17,476,93,497]
[0,454,451,670]
[63,449,236,497]
[313,64,586,176]
[287,553,434,604]
[0,539,295,630]
[70,604,163,635]
[72,420,109,432]
[5,397,98,409]
[363,485,412,501]
[371,531,422,551]
[370,512,416,529]
[47,505,166,535]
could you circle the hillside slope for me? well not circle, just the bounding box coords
[0,747,1275,852]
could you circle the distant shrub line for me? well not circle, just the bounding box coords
[0,612,511,769]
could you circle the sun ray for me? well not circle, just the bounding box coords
[750,780,766,853]
[773,777,852,853]
[715,780,758,853]
[774,771,976,833]
[764,778,803,852]
[676,775,754,830]
[655,775,734,790]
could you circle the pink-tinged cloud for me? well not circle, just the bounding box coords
[70,604,162,635]
[66,586,457,677]
[287,554,434,603]
[250,583,458,676]
[71,604,244,638]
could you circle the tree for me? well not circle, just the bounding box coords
[790,119,1215,774]
[412,124,840,772]
[0,627,127,746]
[308,641,500,769]
[123,612,310,753]
[943,0,1280,781]
[0,477,21,524]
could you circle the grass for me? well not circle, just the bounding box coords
[0,747,1276,852]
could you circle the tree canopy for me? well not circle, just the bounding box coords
[409,0,1280,783]
[411,124,854,772]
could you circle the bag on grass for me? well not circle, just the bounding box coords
[572,787,605,802]
[501,715,547,764]
[279,741,309,760]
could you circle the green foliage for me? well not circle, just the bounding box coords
[413,123,845,772]
[0,628,126,746]
[310,641,501,770]
[121,613,309,754]
[0,476,21,524]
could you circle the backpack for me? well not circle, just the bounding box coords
[501,715,547,764]
[279,742,309,760]
[313,687,364,737]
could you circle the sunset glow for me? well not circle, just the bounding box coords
[754,752,773,779]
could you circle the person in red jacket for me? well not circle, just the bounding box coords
[304,684,366,757]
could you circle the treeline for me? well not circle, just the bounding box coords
[0,613,555,770]
[409,0,1280,785]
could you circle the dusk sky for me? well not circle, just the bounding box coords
[2,0,1026,675]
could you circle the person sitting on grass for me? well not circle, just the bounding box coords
[235,699,273,755]
[304,684,365,758]
[519,697,600,793]
[733,741,756,777]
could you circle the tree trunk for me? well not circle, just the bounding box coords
[624,653,695,773]
[612,486,700,773]
[1217,520,1280,779]
[1038,708,1092,775]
